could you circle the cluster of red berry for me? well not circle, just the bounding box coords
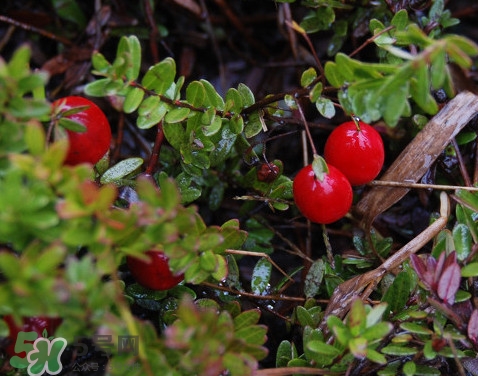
[293,120,385,224]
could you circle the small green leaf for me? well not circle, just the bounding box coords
[301,67,317,88]
[225,88,243,113]
[58,118,86,133]
[309,82,323,102]
[84,78,112,97]
[91,52,111,74]
[381,271,412,318]
[100,158,143,184]
[453,223,472,261]
[307,340,341,357]
[142,58,176,94]
[304,259,324,298]
[123,86,145,114]
[400,322,433,335]
[186,81,206,107]
[381,344,418,356]
[234,309,261,331]
[276,340,295,367]
[296,306,314,327]
[366,348,387,365]
[315,97,336,119]
[165,107,190,123]
[201,79,225,110]
[361,322,393,342]
[124,35,142,81]
[244,112,263,138]
[237,83,255,107]
[25,122,46,156]
[251,257,272,295]
[461,262,478,277]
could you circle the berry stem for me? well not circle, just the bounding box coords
[351,115,362,131]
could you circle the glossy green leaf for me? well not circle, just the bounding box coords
[237,83,255,107]
[362,322,393,342]
[137,96,168,129]
[58,118,87,133]
[430,49,447,89]
[453,223,472,261]
[307,340,341,357]
[186,81,206,107]
[296,306,314,327]
[301,67,317,88]
[100,158,143,184]
[381,344,418,356]
[410,62,438,115]
[251,257,271,296]
[142,58,176,94]
[123,86,145,113]
[91,52,111,74]
[304,258,324,298]
[234,309,261,331]
[84,78,111,97]
[123,35,142,81]
[366,348,387,365]
[381,271,412,318]
[400,322,433,335]
[230,114,244,134]
[225,88,243,113]
[201,79,225,110]
[461,262,478,277]
[348,299,366,336]
[309,82,323,102]
[315,97,335,119]
[391,9,409,30]
[276,340,295,367]
[165,107,190,123]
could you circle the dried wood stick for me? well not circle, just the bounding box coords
[355,91,478,228]
[320,191,450,332]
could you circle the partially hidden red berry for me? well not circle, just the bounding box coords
[324,120,384,186]
[126,250,184,291]
[3,315,63,358]
[52,96,112,166]
[293,163,352,224]
[256,162,280,183]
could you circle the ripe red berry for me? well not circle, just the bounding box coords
[126,250,184,290]
[293,161,353,224]
[52,96,112,166]
[3,315,63,358]
[324,120,384,186]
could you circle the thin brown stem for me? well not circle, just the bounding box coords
[451,138,472,186]
[0,15,73,46]
[145,121,165,176]
[143,0,160,63]
[349,25,395,58]
[296,98,318,156]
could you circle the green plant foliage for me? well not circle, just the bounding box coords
[325,10,478,125]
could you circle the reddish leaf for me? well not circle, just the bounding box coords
[410,254,426,279]
[437,262,461,305]
[410,254,434,290]
[468,309,478,345]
